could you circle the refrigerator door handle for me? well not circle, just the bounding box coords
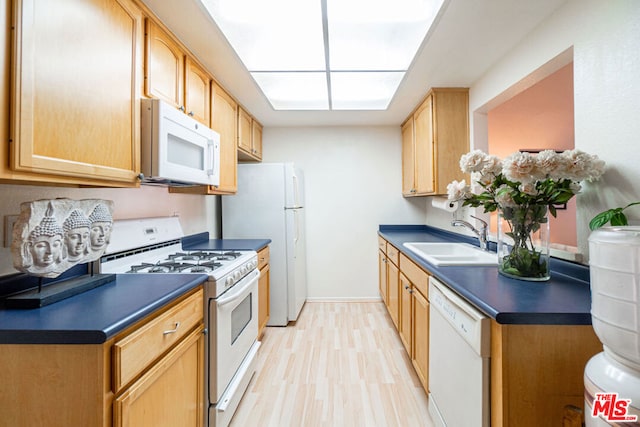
[294,210,300,245]
[292,173,300,207]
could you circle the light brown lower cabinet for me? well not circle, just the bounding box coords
[378,249,388,304]
[113,326,204,427]
[411,285,429,390]
[490,322,601,427]
[257,246,271,338]
[0,286,204,427]
[377,235,602,425]
[380,237,429,394]
[399,273,413,354]
[400,253,430,393]
[386,259,400,329]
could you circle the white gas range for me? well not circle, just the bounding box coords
[99,217,260,427]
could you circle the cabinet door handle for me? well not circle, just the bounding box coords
[188,111,194,117]
[163,322,181,335]
[179,105,185,112]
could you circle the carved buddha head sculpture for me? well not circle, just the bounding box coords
[88,203,113,252]
[22,202,65,273]
[63,209,92,262]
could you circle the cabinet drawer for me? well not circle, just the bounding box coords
[387,244,400,267]
[400,253,429,298]
[113,288,204,392]
[378,236,387,253]
[258,246,270,270]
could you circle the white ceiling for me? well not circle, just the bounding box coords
[140,0,567,127]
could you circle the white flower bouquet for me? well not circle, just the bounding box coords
[448,149,605,280]
[448,149,605,215]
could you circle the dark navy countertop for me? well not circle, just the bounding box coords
[182,232,271,252]
[0,273,207,344]
[379,224,593,325]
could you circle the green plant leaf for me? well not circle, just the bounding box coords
[589,211,615,230]
[590,202,640,230]
[610,211,629,226]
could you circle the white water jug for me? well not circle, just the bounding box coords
[589,226,640,368]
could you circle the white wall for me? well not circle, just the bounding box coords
[262,126,425,300]
[466,0,640,259]
[0,184,219,275]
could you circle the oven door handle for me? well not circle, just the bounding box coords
[216,272,258,307]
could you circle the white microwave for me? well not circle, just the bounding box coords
[141,98,220,186]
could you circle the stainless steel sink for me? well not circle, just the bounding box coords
[402,242,498,266]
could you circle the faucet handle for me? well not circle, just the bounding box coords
[470,215,488,229]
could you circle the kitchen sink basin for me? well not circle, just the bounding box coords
[402,242,498,266]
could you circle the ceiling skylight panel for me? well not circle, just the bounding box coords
[202,0,326,71]
[326,0,444,70]
[200,0,445,110]
[251,72,329,110]
[330,72,404,110]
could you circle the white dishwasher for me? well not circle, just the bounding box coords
[428,276,491,427]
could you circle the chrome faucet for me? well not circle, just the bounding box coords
[451,215,489,251]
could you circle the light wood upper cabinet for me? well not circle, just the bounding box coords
[145,19,212,127]
[144,19,185,111]
[402,88,469,196]
[184,57,211,126]
[413,97,435,194]
[237,107,253,152]
[251,119,263,159]
[401,119,416,195]
[238,107,263,161]
[7,0,142,186]
[211,83,238,193]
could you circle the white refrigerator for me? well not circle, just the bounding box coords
[222,163,308,326]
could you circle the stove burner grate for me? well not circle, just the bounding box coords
[199,260,222,269]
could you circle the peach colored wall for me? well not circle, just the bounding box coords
[487,63,576,246]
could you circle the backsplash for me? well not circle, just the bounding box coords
[0,183,220,277]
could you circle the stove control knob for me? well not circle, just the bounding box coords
[234,270,242,281]
[226,277,234,287]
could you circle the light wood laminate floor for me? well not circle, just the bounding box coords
[230,301,434,427]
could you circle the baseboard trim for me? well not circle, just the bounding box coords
[305,297,383,303]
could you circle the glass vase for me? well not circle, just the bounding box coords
[497,204,550,281]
